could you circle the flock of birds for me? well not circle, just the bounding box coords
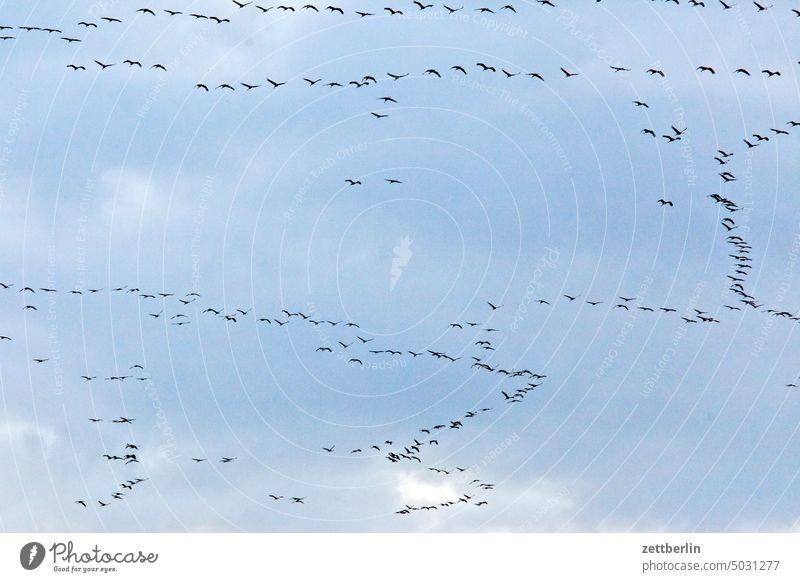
[7,279,798,512]
[2,0,800,44]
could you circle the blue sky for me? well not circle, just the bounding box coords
[1,0,800,532]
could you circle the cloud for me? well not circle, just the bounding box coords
[100,166,165,231]
[396,472,459,505]
[0,420,57,456]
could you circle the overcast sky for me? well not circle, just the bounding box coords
[1,0,800,533]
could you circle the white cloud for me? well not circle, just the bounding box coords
[100,167,165,230]
[0,420,57,456]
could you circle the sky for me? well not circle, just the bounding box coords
[1,0,800,533]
